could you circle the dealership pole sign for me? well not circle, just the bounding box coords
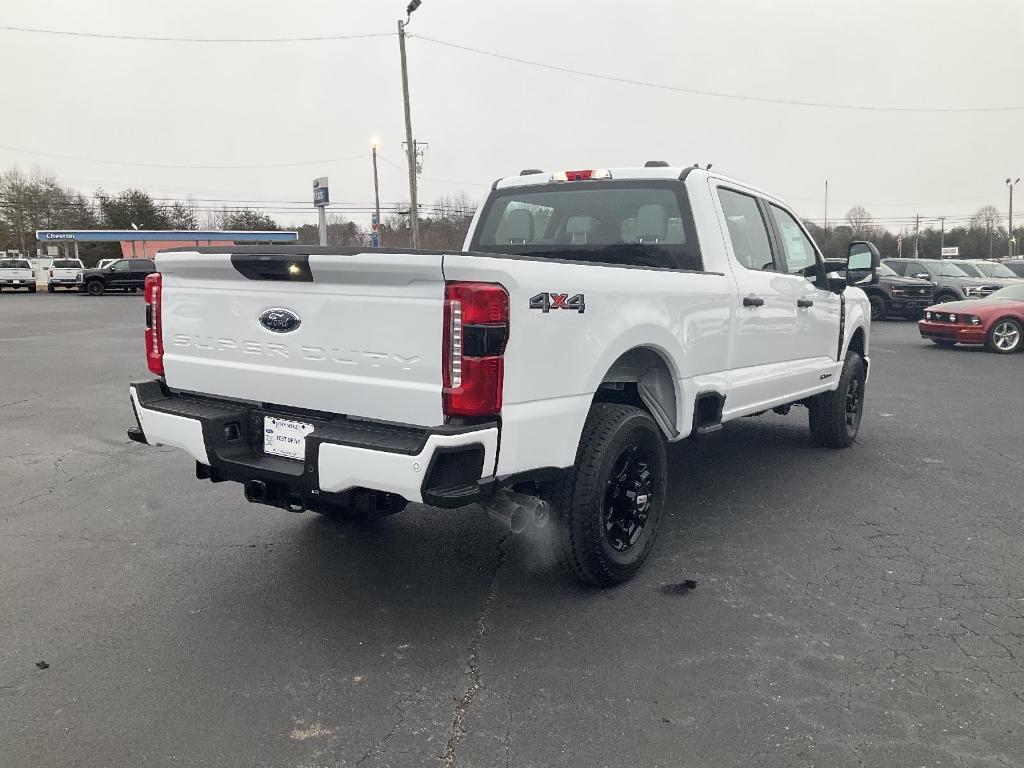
[313,177,330,207]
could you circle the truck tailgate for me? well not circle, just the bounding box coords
[158,250,445,426]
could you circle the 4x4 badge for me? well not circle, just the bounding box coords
[530,293,585,313]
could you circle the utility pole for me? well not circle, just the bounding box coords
[913,214,920,258]
[939,217,945,255]
[1007,178,1020,258]
[823,179,829,253]
[988,222,994,259]
[398,4,421,249]
[371,139,382,248]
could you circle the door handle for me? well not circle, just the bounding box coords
[797,298,814,308]
[742,295,765,307]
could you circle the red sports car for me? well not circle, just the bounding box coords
[918,284,1024,353]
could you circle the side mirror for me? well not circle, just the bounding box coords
[844,241,880,289]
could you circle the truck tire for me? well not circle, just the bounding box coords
[868,294,887,321]
[986,318,1022,354]
[934,291,958,304]
[29,285,37,293]
[808,351,866,449]
[86,280,105,296]
[545,403,667,587]
[48,285,55,293]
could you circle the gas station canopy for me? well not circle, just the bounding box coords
[36,230,297,243]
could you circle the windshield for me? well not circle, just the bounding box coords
[0,259,31,269]
[51,260,81,268]
[925,261,969,277]
[953,261,983,277]
[974,261,1017,278]
[471,181,703,270]
[986,284,1024,301]
[877,263,898,277]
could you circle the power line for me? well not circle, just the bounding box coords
[410,34,1024,114]
[0,144,368,170]
[0,25,392,43]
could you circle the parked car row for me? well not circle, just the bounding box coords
[0,257,156,295]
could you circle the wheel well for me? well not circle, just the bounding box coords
[848,327,866,359]
[593,347,678,439]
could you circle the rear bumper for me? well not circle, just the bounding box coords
[128,380,499,508]
[918,320,986,344]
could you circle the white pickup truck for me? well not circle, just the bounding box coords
[0,258,37,293]
[128,164,878,585]
[47,258,84,292]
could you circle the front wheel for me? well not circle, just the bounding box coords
[987,318,1022,354]
[934,292,958,304]
[868,294,887,321]
[86,280,105,296]
[808,351,866,449]
[545,403,667,587]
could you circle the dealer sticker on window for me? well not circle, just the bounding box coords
[264,417,315,461]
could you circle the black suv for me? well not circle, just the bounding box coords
[78,258,156,296]
[883,258,1002,304]
[998,258,1024,278]
[826,259,933,320]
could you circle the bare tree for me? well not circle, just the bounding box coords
[969,205,1000,231]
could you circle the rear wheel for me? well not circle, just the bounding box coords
[28,285,36,293]
[808,351,866,449]
[86,280,105,296]
[931,339,956,348]
[545,403,667,587]
[987,318,1022,354]
[47,285,55,293]
[868,294,887,321]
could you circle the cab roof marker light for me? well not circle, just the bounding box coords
[549,169,612,182]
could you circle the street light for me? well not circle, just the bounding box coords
[1007,178,1020,257]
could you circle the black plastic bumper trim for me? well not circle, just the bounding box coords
[129,379,498,506]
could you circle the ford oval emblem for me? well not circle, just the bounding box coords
[259,308,301,333]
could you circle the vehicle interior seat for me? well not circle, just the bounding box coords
[496,208,535,245]
[637,204,668,244]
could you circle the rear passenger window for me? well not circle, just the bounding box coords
[769,205,821,283]
[717,188,776,271]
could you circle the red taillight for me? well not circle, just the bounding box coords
[443,282,509,418]
[144,273,164,375]
[48,270,53,278]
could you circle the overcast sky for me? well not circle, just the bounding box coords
[2,0,1023,233]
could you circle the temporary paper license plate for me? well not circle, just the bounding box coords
[264,417,315,460]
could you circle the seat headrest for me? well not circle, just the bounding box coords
[566,216,596,244]
[637,204,668,243]
[497,208,535,244]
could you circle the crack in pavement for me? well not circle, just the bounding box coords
[443,535,510,768]
[356,687,427,766]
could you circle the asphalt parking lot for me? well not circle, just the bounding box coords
[2,293,1022,768]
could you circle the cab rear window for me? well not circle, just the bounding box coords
[470,180,703,271]
[0,260,31,269]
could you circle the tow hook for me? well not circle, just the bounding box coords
[244,480,267,504]
[486,490,550,533]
